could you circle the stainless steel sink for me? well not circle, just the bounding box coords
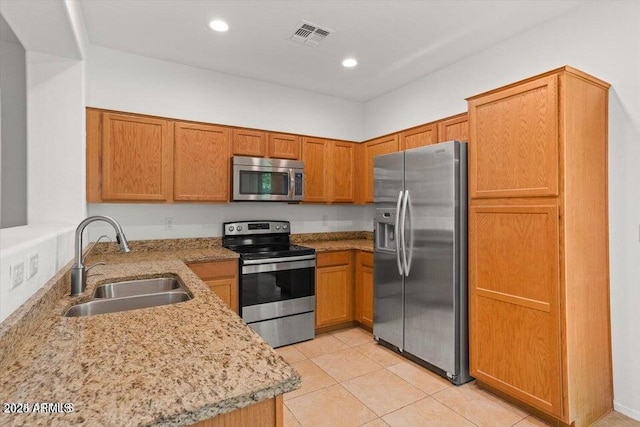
[64,291,192,317]
[93,277,183,298]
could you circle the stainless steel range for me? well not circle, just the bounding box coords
[222,220,316,348]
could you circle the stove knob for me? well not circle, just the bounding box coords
[237,225,243,231]
[282,224,288,230]
[228,225,234,232]
[275,225,280,230]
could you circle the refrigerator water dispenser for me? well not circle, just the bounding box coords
[375,208,397,253]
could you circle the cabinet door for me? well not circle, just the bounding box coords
[400,123,438,150]
[302,137,330,202]
[437,114,468,143]
[204,278,237,312]
[468,75,559,199]
[268,133,300,160]
[316,252,353,328]
[355,251,374,328]
[363,135,399,203]
[232,128,266,157]
[101,113,173,201]
[469,204,562,417]
[188,260,239,313]
[174,122,230,202]
[331,141,355,202]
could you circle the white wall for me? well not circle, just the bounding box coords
[0,0,87,322]
[85,44,372,242]
[0,225,74,321]
[0,33,27,228]
[365,0,640,419]
[27,51,86,225]
[87,203,373,242]
[86,46,364,141]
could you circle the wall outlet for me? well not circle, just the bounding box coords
[165,217,174,231]
[11,262,25,288]
[27,253,39,279]
[321,215,328,226]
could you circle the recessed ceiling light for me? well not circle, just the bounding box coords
[342,58,358,68]
[208,19,229,32]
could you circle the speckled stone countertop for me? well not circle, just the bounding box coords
[0,251,292,426]
[0,232,372,426]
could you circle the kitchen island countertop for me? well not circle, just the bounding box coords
[0,247,296,426]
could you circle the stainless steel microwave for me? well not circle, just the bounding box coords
[232,156,304,202]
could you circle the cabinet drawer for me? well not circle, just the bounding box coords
[317,251,352,268]
[188,260,238,279]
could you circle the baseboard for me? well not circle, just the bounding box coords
[614,401,640,421]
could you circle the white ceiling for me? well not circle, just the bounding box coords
[79,0,583,102]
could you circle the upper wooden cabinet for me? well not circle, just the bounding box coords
[302,138,356,203]
[468,75,559,199]
[232,128,267,157]
[467,67,612,427]
[331,142,356,203]
[174,122,230,202]
[362,134,399,203]
[400,123,438,150]
[268,133,300,160]
[437,113,468,143]
[302,137,330,202]
[101,112,173,201]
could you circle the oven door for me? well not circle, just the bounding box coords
[233,164,297,201]
[241,255,315,323]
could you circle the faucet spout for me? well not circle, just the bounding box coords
[70,216,130,296]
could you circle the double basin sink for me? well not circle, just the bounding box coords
[64,277,192,317]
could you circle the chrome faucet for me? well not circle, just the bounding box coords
[70,216,130,296]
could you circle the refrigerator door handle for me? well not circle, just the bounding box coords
[401,190,412,275]
[395,191,404,276]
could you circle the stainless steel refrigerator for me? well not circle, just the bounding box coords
[373,140,471,385]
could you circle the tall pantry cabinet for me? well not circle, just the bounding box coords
[467,66,612,426]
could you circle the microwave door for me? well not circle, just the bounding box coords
[234,165,292,201]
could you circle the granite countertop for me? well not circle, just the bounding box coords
[299,239,373,253]
[0,232,372,426]
[0,253,295,426]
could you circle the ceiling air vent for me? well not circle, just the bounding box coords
[287,21,333,47]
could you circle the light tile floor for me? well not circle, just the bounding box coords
[277,327,639,427]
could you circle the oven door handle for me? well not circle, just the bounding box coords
[242,254,316,265]
[242,259,316,274]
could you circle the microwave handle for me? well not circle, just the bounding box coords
[290,169,295,199]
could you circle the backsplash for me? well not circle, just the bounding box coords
[87,203,375,242]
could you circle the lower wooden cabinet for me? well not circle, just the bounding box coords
[315,250,373,331]
[188,260,239,313]
[191,395,282,427]
[355,251,374,328]
[315,251,354,329]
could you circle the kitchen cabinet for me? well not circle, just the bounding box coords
[302,138,355,203]
[188,260,239,313]
[437,113,468,142]
[399,123,438,150]
[467,66,611,426]
[302,137,330,202]
[99,112,173,201]
[361,134,399,203]
[315,251,354,329]
[174,122,230,202]
[331,141,356,202]
[268,132,300,160]
[354,251,374,329]
[192,396,282,427]
[232,128,267,157]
